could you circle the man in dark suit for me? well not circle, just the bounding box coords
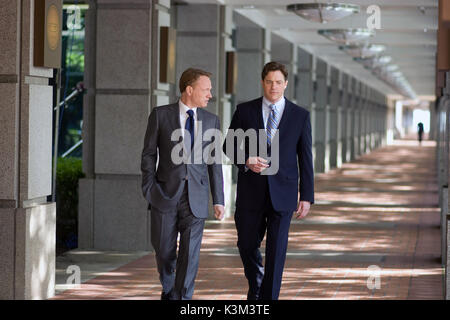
[223,61,314,300]
[141,68,225,300]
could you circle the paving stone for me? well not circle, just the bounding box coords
[51,140,443,300]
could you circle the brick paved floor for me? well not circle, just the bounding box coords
[52,140,444,300]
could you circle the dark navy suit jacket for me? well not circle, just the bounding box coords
[223,97,314,213]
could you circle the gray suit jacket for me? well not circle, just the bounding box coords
[141,102,224,219]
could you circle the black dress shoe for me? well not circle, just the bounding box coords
[247,289,260,300]
[161,291,172,300]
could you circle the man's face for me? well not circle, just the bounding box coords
[188,75,212,108]
[262,70,288,103]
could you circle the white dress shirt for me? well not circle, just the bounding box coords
[179,99,198,139]
[262,96,286,130]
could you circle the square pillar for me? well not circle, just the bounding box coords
[0,0,56,299]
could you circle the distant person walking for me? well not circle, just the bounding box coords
[417,122,424,145]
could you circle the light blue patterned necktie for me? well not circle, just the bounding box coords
[266,104,279,146]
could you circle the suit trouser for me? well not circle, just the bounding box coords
[150,182,205,300]
[235,186,293,300]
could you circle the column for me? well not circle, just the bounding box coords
[175,3,220,115]
[368,90,375,150]
[234,13,265,105]
[78,0,154,251]
[445,75,450,299]
[354,80,361,157]
[271,34,295,101]
[340,73,349,163]
[296,47,315,168]
[429,100,437,141]
[314,58,327,173]
[0,0,56,299]
[360,84,367,154]
[218,5,235,218]
[296,48,314,112]
[175,3,225,218]
[328,66,339,169]
[348,77,356,161]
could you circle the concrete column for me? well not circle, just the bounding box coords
[354,81,361,157]
[175,3,220,115]
[366,87,372,152]
[271,34,295,101]
[437,75,449,272]
[234,14,265,105]
[366,87,372,151]
[79,0,154,251]
[386,97,395,145]
[444,73,450,297]
[430,100,437,141]
[339,73,349,164]
[314,58,328,173]
[296,47,314,112]
[403,107,414,135]
[371,100,377,148]
[328,66,339,169]
[366,87,375,153]
[296,47,315,167]
[368,91,375,150]
[175,3,225,219]
[152,0,173,107]
[382,94,389,146]
[0,0,56,299]
[348,77,356,161]
[382,102,388,147]
[360,84,368,154]
[218,5,235,218]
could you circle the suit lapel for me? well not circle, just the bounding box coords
[168,102,181,133]
[196,107,207,136]
[254,97,265,130]
[277,98,294,130]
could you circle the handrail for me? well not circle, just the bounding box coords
[53,82,85,111]
[61,139,83,158]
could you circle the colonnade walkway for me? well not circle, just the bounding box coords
[52,139,443,300]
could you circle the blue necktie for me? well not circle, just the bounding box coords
[185,109,194,150]
[266,104,279,147]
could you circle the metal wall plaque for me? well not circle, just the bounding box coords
[34,0,62,68]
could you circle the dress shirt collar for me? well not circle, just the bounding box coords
[262,96,285,111]
[179,99,197,117]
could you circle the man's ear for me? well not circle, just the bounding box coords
[186,85,193,96]
[285,80,288,89]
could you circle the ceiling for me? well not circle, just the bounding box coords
[182,0,438,100]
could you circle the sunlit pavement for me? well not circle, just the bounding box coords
[51,139,443,300]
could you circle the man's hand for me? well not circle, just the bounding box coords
[246,157,269,173]
[295,201,311,220]
[214,205,225,220]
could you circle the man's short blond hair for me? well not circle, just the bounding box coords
[179,68,212,93]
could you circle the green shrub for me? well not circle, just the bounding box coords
[56,157,84,253]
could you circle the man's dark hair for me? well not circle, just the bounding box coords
[179,68,212,93]
[261,61,288,81]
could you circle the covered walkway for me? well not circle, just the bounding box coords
[52,139,443,300]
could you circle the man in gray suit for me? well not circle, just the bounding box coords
[141,68,225,300]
